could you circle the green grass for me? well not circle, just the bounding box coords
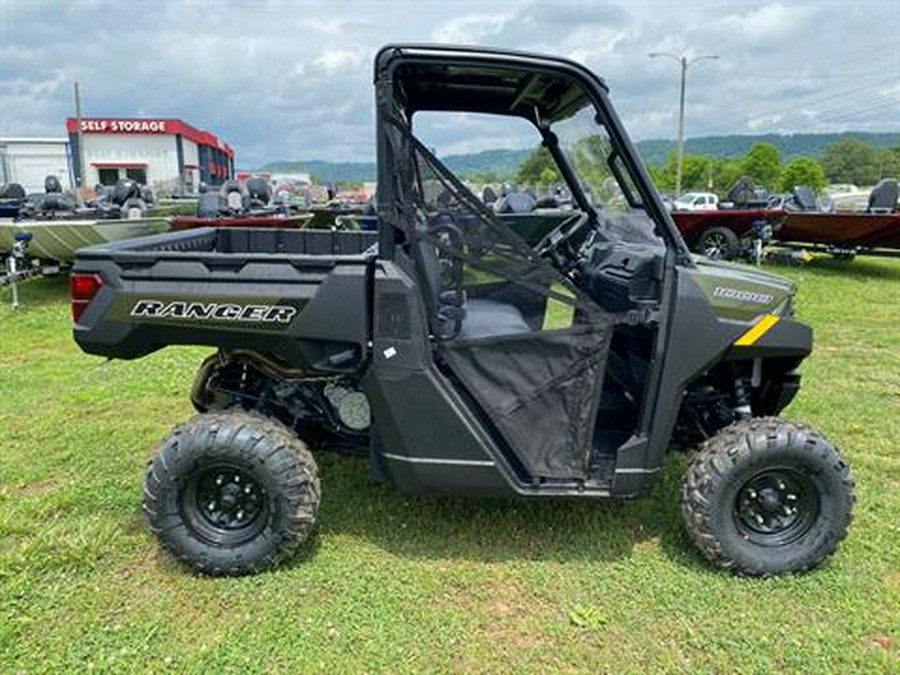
[1,257,898,673]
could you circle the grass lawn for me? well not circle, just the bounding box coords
[1,256,898,673]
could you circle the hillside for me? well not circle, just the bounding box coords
[443,148,531,178]
[636,131,900,165]
[259,149,530,183]
[258,131,900,182]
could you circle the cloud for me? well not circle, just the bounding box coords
[717,3,816,44]
[430,1,629,53]
[432,14,510,44]
[312,48,367,74]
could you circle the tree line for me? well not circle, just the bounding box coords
[515,137,900,196]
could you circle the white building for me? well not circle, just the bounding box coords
[66,118,235,196]
[0,138,72,193]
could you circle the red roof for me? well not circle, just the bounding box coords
[66,118,234,158]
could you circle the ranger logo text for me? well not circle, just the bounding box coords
[131,300,297,323]
[712,287,774,305]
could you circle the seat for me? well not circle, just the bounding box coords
[792,186,818,212]
[112,179,140,206]
[496,190,536,214]
[221,180,248,211]
[44,175,63,194]
[459,298,530,339]
[415,236,530,340]
[868,179,898,213]
[246,178,272,208]
[2,183,26,201]
[198,192,224,217]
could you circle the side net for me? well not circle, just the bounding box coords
[384,118,615,480]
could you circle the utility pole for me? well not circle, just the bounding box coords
[649,52,719,197]
[74,82,86,204]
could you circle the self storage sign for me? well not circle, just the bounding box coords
[78,119,168,133]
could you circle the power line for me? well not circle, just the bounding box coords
[742,75,900,125]
[734,69,898,82]
[814,91,900,120]
[808,41,899,72]
[742,73,898,120]
[816,97,900,124]
[767,91,900,125]
[735,39,898,117]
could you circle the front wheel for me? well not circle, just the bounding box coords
[681,417,854,576]
[144,410,320,576]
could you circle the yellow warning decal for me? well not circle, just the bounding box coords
[734,314,780,347]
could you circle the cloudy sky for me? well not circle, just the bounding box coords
[1,0,898,167]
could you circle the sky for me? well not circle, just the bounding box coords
[1,0,898,168]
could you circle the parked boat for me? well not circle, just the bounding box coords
[17,176,154,222]
[0,175,168,263]
[171,177,319,231]
[0,216,168,262]
[672,179,900,259]
[777,211,900,249]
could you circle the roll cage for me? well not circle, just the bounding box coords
[373,43,692,263]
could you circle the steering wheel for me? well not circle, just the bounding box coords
[533,211,590,268]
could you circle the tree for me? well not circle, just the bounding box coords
[681,155,714,191]
[539,167,559,184]
[516,145,557,185]
[779,157,827,194]
[651,152,712,193]
[648,163,672,192]
[741,143,781,190]
[821,138,881,186]
[711,158,745,194]
[877,147,900,182]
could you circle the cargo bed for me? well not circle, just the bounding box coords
[77,225,377,259]
[72,227,378,369]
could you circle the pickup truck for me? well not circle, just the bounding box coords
[71,44,852,578]
[672,191,719,211]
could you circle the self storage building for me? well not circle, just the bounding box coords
[66,118,235,196]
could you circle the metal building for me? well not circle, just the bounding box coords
[0,138,73,193]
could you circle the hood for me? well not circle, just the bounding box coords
[687,255,797,321]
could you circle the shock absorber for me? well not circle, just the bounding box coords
[731,364,752,420]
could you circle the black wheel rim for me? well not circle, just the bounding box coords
[703,232,728,258]
[733,468,819,546]
[181,464,268,546]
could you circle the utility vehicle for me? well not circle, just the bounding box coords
[71,45,854,577]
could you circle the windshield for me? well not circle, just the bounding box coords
[551,104,643,212]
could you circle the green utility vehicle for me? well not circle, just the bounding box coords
[71,45,854,576]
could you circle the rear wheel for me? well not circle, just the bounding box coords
[698,226,739,260]
[681,417,854,575]
[144,410,320,575]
